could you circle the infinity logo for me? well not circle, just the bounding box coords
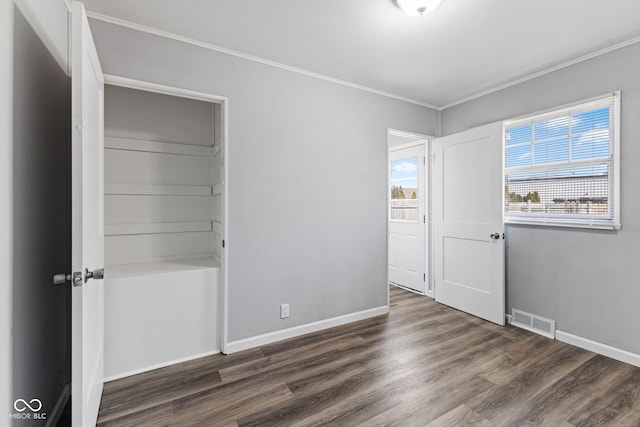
[14,398,42,412]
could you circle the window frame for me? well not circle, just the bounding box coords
[503,92,621,230]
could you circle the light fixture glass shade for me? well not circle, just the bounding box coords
[397,0,443,16]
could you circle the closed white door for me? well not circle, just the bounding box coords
[71,2,105,425]
[433,123,504,325]
[388,144,426,293]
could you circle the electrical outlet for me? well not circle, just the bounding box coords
[280,303,290,319]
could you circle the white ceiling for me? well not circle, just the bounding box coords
[82,0,640,109]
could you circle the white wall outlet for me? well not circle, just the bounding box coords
[280,303,290,319]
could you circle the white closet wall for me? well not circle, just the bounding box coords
[212,103,224,264]
[104,85,216,265]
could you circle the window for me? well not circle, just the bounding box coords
[504,93,620,229]
[390,156,419,222]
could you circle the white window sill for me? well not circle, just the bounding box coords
[505,217,621,231]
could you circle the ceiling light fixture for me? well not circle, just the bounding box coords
[396,0,443,16]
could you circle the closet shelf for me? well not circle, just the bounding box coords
[105,256,220,280]
[105,221,212,236]
[105,184,212,196]
[105,136,214,157]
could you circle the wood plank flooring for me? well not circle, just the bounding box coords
[97,286,640,426]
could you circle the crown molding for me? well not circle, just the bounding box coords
[85,11,439,110]
[440,35,640,111]
[83,9,640,112]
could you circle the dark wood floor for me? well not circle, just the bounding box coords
[97,286,640,426]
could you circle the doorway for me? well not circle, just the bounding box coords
[387,130,430,295]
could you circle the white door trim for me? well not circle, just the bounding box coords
[388,128,435,141]
[103,74,228,104]
[103,74,230,353]
[388,139,426,152]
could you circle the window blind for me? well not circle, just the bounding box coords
[504,94,619,228]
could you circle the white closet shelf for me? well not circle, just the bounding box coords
[105,136,214,157]
[105,256,220,280]
[105,184,212,196]
[105,221,212,236]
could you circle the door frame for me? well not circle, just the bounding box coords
[387,129,435,302]
[103,74,231,353]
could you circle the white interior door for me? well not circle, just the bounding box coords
[71,2,105,425]
[388,144,426,293]
[433,123,504,325]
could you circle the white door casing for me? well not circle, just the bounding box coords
[433,123,504,325]
[71,2,105,426]
[388,143,426,294]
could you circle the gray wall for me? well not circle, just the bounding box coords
[88,19,439,342]
[12,6,70,423]
[1,0,13,422]
[442,42,640,354]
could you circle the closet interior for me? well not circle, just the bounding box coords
[102,84,223,379]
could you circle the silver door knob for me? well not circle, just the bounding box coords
[84,268,105,283]
[53,273,70,285]
[53,271,83,286]
[490,233,501,240]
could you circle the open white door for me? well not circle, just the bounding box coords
[433,123,504,325]
[388,144,426,294]
[71,2,105,425]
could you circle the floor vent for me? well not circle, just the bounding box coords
[510,309,556,339]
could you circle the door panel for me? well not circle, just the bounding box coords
[71,2,105,426]
[388,144,426,293]
[405,235,418,273]
[443,140,493,223]
[433,123,504,325]
[443,237,491,293]
[388,231,400,270]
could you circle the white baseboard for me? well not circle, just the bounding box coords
[225,306,389,354]
[45,384,69,427]
[103,349,221,382]
[556,330,640,368]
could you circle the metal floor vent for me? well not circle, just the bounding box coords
[510,309,556,339]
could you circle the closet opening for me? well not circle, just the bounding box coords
[101,76,228,380]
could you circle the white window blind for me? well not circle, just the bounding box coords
[504,93,620,229]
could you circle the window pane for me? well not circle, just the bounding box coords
[506,144,532,167]
[506,164,609,216]
[534,116,570,140]
[571,129,610,160]
[506,124,532,146]
[572,107,609,134]
[390,157,418,221]
[533,138,569,164]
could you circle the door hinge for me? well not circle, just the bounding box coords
[423,156,426,165]
[423,215,426,223]
[423,273,426,282]
[222,240,225,248]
